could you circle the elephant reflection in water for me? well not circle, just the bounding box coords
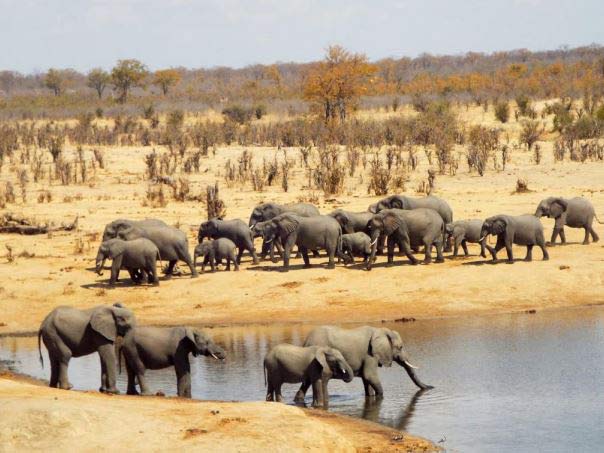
[361,389,429,432]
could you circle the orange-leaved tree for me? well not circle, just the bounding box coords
[153,69,181,96]
[303,45,376,124]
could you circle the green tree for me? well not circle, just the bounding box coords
[153,69,181,95]
[44,69,64,96]
[111,59,148,103]
[87,68,111,99]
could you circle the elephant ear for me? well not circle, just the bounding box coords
[391,196,405,209]
[314,348,330,371]
[116,226,135,240]
[491,217,507,235]
[368,203,378,214]
[550,198,568,217]
[184,327,197,347]
[382,212,403,236]
[107,240,126,259]
[370,330,393,367]
[276,215,299,235]
[90,307,117,342]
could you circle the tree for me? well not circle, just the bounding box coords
[111,59,148,103]
[0,71,18,96]
[153,69,181,95]
[44,69,64,96]
[303,45,376,124]
[87,68,111,99]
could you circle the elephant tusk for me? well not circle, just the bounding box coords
[403,360,419,369]
[265,237,273,243]
[210,353,219,360]
[478,234,488,242]
[369,238,378,246]
[341,368,347,375]
[250,225,256,230]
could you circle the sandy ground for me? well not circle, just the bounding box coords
[0,374,435,452]
[0,104,603,334]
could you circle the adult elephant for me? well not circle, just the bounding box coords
[294,326,432,402]
[328,209,373,234]
[372,195,453,251]
[38,303,136,393]
[198,218,258,264]
[249,202,320,260]
[102,219,197,278]
[253,214,343,271]
[534,196,602,245]
[480,215,549,263]
[366,208,445,269]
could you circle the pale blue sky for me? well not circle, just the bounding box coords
[1,0,603,73]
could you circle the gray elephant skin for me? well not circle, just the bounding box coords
[367,208,445,269]
[194,238,239,272]
[341,232,372,264]
[254,213,343,271]
[481,215,549,262]
[103,219,197,278]
[249,202,320,260]
[119,326,225,398]
[198,218,258,264]
[535,196,602,245]
[372,194,453,250]
[294,326,432,402]
[329,209,373,234]
[95,238,160,285]
[38,303,136,393]
[446,220,487,257]
[264,344,353,407]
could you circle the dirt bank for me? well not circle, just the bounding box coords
[0,374,435,452]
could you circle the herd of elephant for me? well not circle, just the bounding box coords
[95,194,602,285]
[37,303,430,406]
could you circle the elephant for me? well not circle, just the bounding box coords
[119,326,226,398]
[480,215,549,262]
[341,232,372,264]
[328,209,373,234]
[253,214,343,271]
[249,202,320,261]
[95,238,160,286]
[445,220,487,258]
[193,238,239,272]
[535,196,602,245]
[371,195,453,251]
[37,303,136,393]
[102,219,197,278]
[264,344,353,407]
[198,218,258,265]
[294,326,432,402]
[366,208,445,269]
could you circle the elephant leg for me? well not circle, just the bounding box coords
[109,256,122,285]
[386,237,395,266]
[126,361,139,395]
[265,377,275,402]
[504,238,514,263]
[487,236,504,261]
[363,378,376,397]
[53,341,73,390]
[537,234,549,261]
[312,249,321,258]
[461,239,469,256]
[524,244,533,262]
[422,241,432,264]
[321,378,330,407]
[98,343,119,394]
[444,233,452,253]
[165,260,176,278]
[209,251,217,272]
[326,244,336,269]
[590,225,599,243]
[175,356,192,398]
[435,241,445,263]
[583,227,591,245]
[377,234,386,255]
[128,269,141,284]
[294,380,310,403]
[479,240,487,258]
[232,251,240,271]
[559,228,566,244]
[49,356,60,388]
[236,247,244,265]
[225,255,231,271]
[300,246,311,268]
[311,379,325,407]
[245,238,259,264]
[149,261,159,286]
[275,382,284,403]
[398,235,418,265]
[550,228,559,244]
[182,251,199,278]
[362,361,383,397]
[348,250,356,264]
[260,240,270,260]
[453,236,461,256]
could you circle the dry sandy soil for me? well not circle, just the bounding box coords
[0,373,435,452]
[0,104,603,334]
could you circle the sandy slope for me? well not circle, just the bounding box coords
[0,374,435,452]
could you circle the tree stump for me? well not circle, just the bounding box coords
[206,182,226,220]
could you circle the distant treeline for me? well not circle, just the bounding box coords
[0,45,603,118]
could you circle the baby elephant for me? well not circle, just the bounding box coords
[341,232,372,264]
[445,220,487,258]
[119,326,226,398]
[264,344,353,407]
[194,238,239,272]
[95,238,160,285]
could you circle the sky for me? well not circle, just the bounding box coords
[1,0,603,73]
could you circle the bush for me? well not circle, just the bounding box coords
[515,95,531,116]
[519,120,543,150]
[222,105,252,125]
[494,101,510,123]
[254,104,267,120]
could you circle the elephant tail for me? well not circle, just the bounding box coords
[37,329,44,368]
[263,361,267,387]
[595,213,604,224]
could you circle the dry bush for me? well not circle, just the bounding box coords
[17,169,28,202]
[206,182,226,219]
[5,245,14,263]
[494,101,510,123]
[515,178,530,193]
[281,159,291,192]
[367,154,390,196]
[171,177,190,202]
[144,184,168,208]
[346,146,360,176]
[312,146,345,195]
[73,237,86,255]
[297,192,320,204]
[299,146,311,168]
[30,151,45,182]
[251,169,264,191]
[55,157,72,185]
[93,148,105,169]
[37,190,52,203]
[533,144,542,164]
[519,120,543,150]
[264,156,279,186]
[467,126,500,176]
[4,181,16,203]
[144,150,159,180]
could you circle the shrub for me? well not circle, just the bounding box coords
[222,105,252,125]
[519,120,543,150]
[254,104,267,120]
[515,95,531,116]
[494,101,510,123]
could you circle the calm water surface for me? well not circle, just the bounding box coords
[2,307,603,452]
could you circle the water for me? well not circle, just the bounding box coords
[2,307,604,452]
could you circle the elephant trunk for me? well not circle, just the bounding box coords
[95,251,106,276]
[396,356,433,390]
[534,207,544,218]
[367,230,380,270]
